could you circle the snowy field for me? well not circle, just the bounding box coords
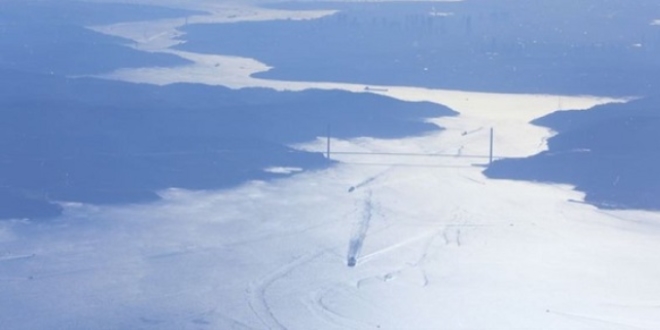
[3,1,660,329]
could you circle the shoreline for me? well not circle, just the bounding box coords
[88,3,624,161]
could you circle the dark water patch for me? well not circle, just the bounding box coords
[0,24,191,76]
[0,1,194,76]
[0,190,63,220]
[177,0,660,96]
[0,72,454,219]
[0,0,202,26]
[485,97,660,210]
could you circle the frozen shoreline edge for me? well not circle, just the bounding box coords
[83,0,639,216]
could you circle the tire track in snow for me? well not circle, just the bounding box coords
[246,252,323,329]
[306,285,383,329]
[547,309,651,330]
[358,231,437,264]
[304,288,380,329]
[348,168,392,193]
[199,309,256,330]
[0,253,36,262]
[347,191,374,267]
[357,207,472,285]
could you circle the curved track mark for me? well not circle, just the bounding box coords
[247,252,323,329]
[306,287,382,329]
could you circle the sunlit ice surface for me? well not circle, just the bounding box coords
[3,0,660,329]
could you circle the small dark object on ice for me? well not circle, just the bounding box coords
[347,257,357,267]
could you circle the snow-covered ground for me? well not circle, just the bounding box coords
[88,3,337,51]
[3,2,660,329]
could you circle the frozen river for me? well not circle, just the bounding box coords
[3,2,660,329]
